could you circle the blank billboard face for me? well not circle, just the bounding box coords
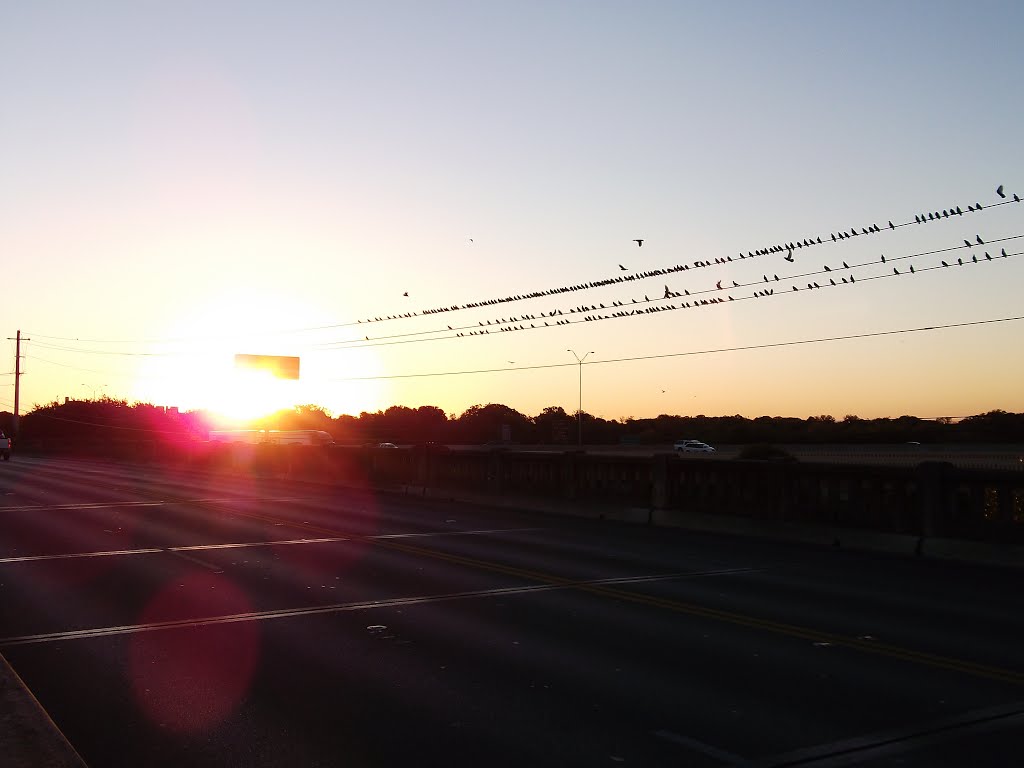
[234,354,300,380]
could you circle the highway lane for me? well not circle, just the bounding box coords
[1,456,1022,767]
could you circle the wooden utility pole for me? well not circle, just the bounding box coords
[7,330,29,437]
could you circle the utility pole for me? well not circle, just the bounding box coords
[7,330,29,437]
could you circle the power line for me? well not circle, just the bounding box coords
[24,242,1022,362]
[311,245,1021,352]
[325,313,1024,381]
[25,192,1021,346]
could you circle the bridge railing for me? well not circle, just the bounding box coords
[18,439,1024,545]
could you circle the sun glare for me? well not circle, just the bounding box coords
[130,288,392,419]
[209,368,296,421]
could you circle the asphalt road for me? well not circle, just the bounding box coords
[1,457,1021,767]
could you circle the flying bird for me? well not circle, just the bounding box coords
[403,291,409,297]
[784,250,794,262]
[634,239,644,247]
[997,184,1005,199]
[619,264,628,271]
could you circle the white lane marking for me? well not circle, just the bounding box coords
[0,548,165,564]
[0,501,167,512]
[0,568,762,647]
[168,550,224,573]
[0,528,542,565]
[0,538,347,564]
[746,703,1024,767]
[653,730,752,766]
[0,496,311,513]
[169,538,346,552]
[374,527,543,539]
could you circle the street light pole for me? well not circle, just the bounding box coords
[81,383,107,401]
[567,350,594,447]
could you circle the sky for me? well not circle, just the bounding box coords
[3,1,1023,423]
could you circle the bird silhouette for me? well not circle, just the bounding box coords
[1015,194,1021,203]
[880,255,886,263]
[634,239,644,247]
[910,265,915,273]
[889,221,895,229]
[403,292,409,297]
[976,235,984,244]
[894,267,899,275]
[842,261,849,269]
[784,250,794,262]
[997,184,1005,199]
[824,265,831,272]
[964,240,972,248]
[942,261,949,267]
[619,264,628,271]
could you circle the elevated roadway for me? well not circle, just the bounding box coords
[1,456,1021,766]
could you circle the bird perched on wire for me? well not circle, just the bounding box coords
[784,249,794,262]
[634,239,644,247]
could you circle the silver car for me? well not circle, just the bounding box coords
[674,439,715,454]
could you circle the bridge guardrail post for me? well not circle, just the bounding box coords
[916,461,955,540]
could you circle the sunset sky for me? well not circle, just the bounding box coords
[3,2,1023,422]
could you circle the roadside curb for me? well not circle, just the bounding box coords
[0,652,87,767]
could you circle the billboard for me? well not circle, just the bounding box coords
[234,354,300,380]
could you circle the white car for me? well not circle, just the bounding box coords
[674,439,715,454]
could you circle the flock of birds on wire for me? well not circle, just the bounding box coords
[347,186,1019,345]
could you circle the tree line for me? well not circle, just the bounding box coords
[3,399,1023,446]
